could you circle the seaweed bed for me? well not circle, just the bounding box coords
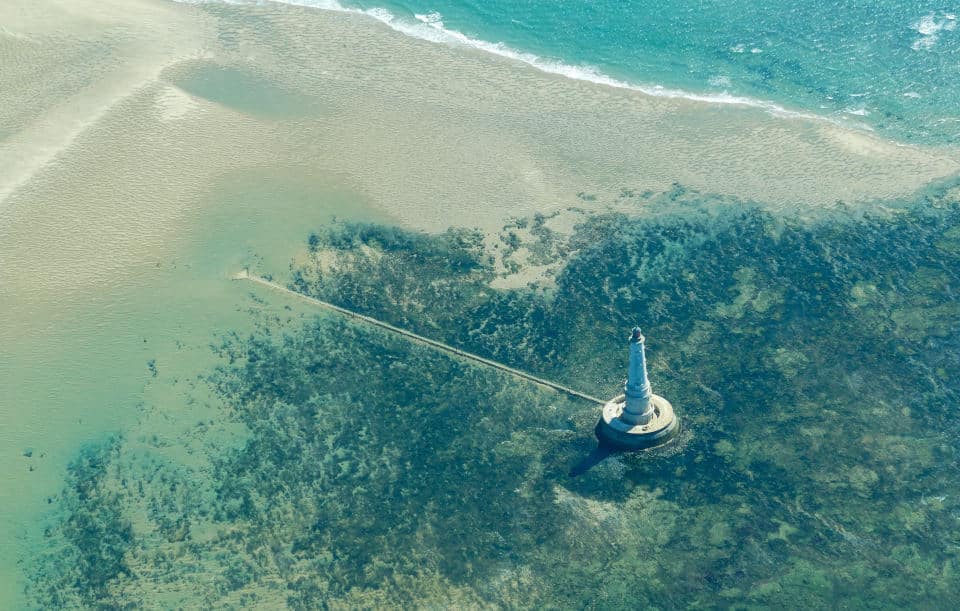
[29,182,960,608]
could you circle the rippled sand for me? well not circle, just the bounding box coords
[3,0,959,299]
[1,0,959,605]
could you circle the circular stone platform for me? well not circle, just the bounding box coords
[595,394,680,451]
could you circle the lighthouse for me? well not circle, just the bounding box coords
[595,327,680,450]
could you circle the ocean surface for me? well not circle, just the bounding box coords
[272,0,960,144]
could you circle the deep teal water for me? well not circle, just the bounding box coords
[334,0,959,144]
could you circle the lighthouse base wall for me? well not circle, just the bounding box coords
[595,394,679,451]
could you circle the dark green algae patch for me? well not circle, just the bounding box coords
[29,182,960,608]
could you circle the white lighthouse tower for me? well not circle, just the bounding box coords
[595,327,679,450]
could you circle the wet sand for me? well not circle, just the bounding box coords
[1,0,958,605]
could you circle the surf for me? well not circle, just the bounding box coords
[175,0,861,130]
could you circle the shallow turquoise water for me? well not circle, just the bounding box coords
[334,0,960,144]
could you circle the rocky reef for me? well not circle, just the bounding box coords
[29,181,960,608]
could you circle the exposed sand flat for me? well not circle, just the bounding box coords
[3,0,959,304]
[200,1,959,215]
[163,3,960,231]
[0,0,211,206]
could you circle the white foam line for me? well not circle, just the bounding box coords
[175,0,860,128]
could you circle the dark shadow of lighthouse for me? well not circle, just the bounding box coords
[570,327,680,477]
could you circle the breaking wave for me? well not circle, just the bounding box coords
[173,0,852,127]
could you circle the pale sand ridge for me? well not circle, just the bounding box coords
[0,0,211,208]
